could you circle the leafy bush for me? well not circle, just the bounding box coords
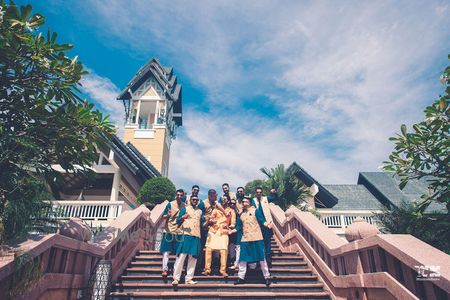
[137,177,176,206]
[375,202,450,254]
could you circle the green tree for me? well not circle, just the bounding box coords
[0,2,114,240]
[374,202,450,254]
[383,57,450,212]
[260,164,310,210]
[137,177,176,206]
[244,179,270,196]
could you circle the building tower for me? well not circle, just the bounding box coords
[117,58,183,176]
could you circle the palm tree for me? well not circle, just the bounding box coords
[260,164,311,210]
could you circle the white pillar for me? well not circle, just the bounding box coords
[127,100,134,125]
[110,170,120,202]
[155,100,160,125]
[135,99,142,126]
[109,170,121,219]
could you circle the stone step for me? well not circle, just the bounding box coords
[125,267,313,276]
[119,274,319,284]
[112,243,329,300]
[132,255,304,264]
[134,255,304,262]
[114,282,325,293]
[129,261,308,269]
[110,291,330,299]
[138,250,298,256]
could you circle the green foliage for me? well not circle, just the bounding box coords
[245,164,311,210]
[1,174,57,241]
[0,2,114,240]
[137,177,176,206]
[244,179,270,196]
[9,251,42,298]
[374,202,450,254]
[383,57,450,212]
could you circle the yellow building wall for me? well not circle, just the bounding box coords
[123,127,170,175]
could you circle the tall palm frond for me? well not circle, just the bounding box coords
[260,164,311,210]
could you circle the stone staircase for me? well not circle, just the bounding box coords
[110,238,331,299]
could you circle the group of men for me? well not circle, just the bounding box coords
[159,183,278,286]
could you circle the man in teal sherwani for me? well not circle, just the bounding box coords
[172,195,204,285]
[234,195,271,286]
[160,189,185,276]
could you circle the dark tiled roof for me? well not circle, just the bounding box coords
[323,184,384,210]
[357,172,446,213]
[287,162,338,208]
[117,57,182,126]
[111,135,160,183]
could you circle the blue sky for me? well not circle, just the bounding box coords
[19,0,450,192]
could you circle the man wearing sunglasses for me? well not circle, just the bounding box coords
[160,189,185,277]
[185,185,200,204]
[253,187,278,266]
[172,195,204,285]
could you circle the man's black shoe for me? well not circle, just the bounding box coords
[265,277,271,286]
[234,278,245,285]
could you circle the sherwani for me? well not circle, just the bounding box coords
[160,200,185,253]
[231,198,256,268]
[198,199,219,248]
[254,195,275,263]
[237,206,270,280]
[204,207,236,274]
[238,206,266,262]
[176,205,204,257]
[205,207,235,250]
[172,204,204,281]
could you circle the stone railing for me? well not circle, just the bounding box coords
[48,200,125,227]
[270,204,450,300]
[0,201,167,300]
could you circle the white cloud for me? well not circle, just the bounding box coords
[170,110,357,191]
[76,0,449,190]
[80,70,124,136]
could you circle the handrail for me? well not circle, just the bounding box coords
[270,204,450,300]
[0,201,168,300]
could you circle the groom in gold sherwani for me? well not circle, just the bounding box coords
[202,194,235,277]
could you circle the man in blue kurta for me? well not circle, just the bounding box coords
[172,195,204,285]
[234,196,271,286]
[254,187,278,266]
[160,189,185,277]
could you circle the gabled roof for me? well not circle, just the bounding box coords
[357,172,446,213]
[323,184,384,210]
[287,162,338,208]
[117,57,182,126]
[111,135,161,183]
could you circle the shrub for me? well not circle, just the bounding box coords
[137,177,176,206]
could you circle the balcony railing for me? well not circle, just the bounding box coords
[318,210,380,230]
[48,200,124,227]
